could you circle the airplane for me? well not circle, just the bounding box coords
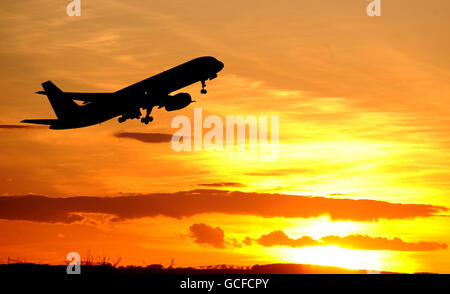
[21,56,224,129]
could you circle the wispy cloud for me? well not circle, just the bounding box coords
[198,182,245,187]
[0,124,39,130]
[114,132,174,143]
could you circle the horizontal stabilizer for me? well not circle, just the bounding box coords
[21,119,58,125]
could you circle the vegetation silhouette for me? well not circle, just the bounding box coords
[0,260,408,275]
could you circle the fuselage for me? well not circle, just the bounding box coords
[117,56,223,96]
[50,56,224,129]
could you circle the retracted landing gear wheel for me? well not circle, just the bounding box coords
[141,116,153,125]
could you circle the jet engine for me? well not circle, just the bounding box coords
[164,93,194,111]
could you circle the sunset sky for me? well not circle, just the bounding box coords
[0,0,450,273]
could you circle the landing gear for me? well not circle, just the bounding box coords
[201,80,207,94]
[118,109,142,123]
[140,106,154,125]
[141,116,153,125]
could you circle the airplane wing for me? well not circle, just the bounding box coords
[61,92,114,102]
[36,91,114,102]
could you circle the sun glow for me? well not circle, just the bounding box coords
[293,217,364,239]
[284,245,384,271]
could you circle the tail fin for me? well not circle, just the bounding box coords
[40,81,79,119]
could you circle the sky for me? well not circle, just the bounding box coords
[0,0,449,273]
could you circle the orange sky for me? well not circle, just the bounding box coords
[0,0,450,273]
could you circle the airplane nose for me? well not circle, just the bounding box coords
[216,60,224,72]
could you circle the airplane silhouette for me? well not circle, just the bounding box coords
[21,56,224,129]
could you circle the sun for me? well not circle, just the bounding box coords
[281,216,364,240]
[284,245,383,271]
[278,218,382,271]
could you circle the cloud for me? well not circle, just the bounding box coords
[198,182,245,187]
[245,168,316,177]
[242,237,253,246]
[0,189,446,223]
[320,234,448,251]
[257,230,319,247]
[189,223,226,248]
[253,230,447,251]
[114,132,174,143]
[0,125,38,130]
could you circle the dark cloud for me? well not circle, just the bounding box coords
[198,182,245,187]
[0,124,38,129]
[189,223,226,248]
[320,234,448,251]
[257,230,318,247]
[253,230,447,251]
[0,189,446,223]
[114,132,174,143]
